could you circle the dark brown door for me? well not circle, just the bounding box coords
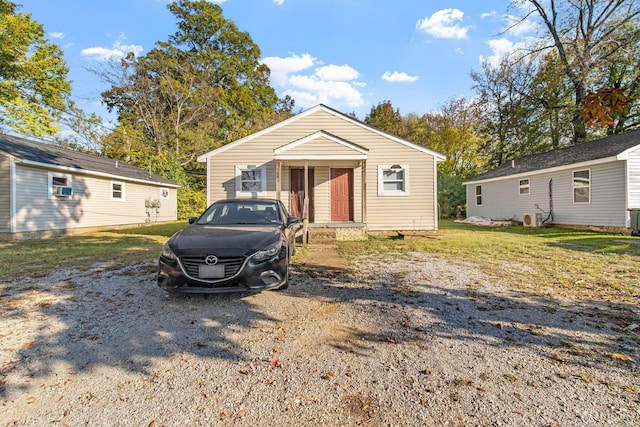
[289,168,314,221]
[330,168,353,222]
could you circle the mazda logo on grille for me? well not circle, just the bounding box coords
[205,255,218,265]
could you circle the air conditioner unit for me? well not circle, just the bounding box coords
[52,186,73,196]
[522,212,542,227]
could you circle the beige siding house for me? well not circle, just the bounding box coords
[197,104,445,238]
[0,134,179,240]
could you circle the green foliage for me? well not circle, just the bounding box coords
[0,0,72,135]
[95,0,292,217]
[438,171,466,219]
[364,101,403,134]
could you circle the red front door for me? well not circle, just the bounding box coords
[330,168,353,222]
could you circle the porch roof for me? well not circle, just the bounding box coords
[274,130,368,160]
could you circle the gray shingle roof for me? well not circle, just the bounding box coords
[468,129,640,182]
[0,133,179,187]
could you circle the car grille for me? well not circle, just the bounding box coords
[179,256,245,280]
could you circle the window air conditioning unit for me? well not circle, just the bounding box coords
[53,186,73,196]
[522,212,542,227]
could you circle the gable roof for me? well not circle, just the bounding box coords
[197,104,446,162]
[274,130,369,160]
[466,129,640,184]
[0,134,179,187]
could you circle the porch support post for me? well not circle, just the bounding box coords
[276,160,281,201]
[361,159,367,223]
[303,160,309,245]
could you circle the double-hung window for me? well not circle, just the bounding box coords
[111,181,125,201]
[475,185,482,206]
[573,169,590,203]
[519,178,530,195]
[378,165,409,196]
[236,165,266,196]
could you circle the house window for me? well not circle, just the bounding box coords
[111,181,125,201]
[475,185,482,206]
[573,169,590,203]
[378,164,410,196]
[519,178,530,195]
[48,172,73,199]
[236,164,266,196]
[160,187,170,199]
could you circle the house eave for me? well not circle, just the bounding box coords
[18,159,181,188]
[463,155,622,185]
[275,154,368,160]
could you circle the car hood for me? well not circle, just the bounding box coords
[169,225,281,257]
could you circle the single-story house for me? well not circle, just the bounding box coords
[0,134,179,240]
[463,129,640,232]
[196,104,446,239]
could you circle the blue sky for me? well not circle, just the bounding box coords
[20,0,537,123]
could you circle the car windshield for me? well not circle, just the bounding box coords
[196,201,282,225]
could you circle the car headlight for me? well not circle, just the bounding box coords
[160,242,177,260]
[252,241,282,261]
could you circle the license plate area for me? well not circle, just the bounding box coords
[199,264,225,279]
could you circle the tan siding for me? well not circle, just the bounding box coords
[207,108,438,230]
[14,164,177,233]
[0,153,11,232]
[283,137,363,156]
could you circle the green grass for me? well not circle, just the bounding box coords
[337,220,640,304]
[0,221,188,280]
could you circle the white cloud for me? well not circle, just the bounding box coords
[48,32,64,39]
[315,64,359,81]
[416,8,471,39]
[481,11,497,19]
[272,0,284,4]
[262,53,317,86]
[480,38,525,68]
[262,53,365,109]
[503,14,539,36]
[81,37,143,61]
[381,71,419,83]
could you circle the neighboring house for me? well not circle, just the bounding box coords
[0,134,179,240]
[463,129,640,232]
[197,104,445,238]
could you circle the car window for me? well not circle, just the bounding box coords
[197,202,282,225]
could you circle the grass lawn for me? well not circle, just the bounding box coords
[338,220,640,305]
[1,220,638,306]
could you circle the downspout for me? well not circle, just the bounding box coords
[433,157,439,230]
[10,158,16,233]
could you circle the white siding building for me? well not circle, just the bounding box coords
[0,134,179,240]
[464,129,640,232]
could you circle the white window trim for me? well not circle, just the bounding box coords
[111,180,125,201]
[475,185,483,206]
[235,164,267,197]
[378,164,410,196]
[572,169,591,204]
[519,178,530,195]
[160,187,170,200]
[48,172,73,200]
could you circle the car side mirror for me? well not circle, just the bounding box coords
[287,216,300,225]
[188,216,198,224]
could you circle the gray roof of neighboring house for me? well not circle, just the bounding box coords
[467,129,640,182]
[0,133,179,187]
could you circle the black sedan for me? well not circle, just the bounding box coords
[157,199,300,294]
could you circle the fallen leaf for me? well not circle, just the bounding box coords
[551,353,568,363]
[611,353,635,362]
[270,357,281,368]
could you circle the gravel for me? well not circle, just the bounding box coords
[1,250,638,426]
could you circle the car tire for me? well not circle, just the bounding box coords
[276,267,289,290]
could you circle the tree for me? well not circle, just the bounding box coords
[517,0,640,143]
[364,101,403,134]
[98,0,290,218]
[0,0,72,135]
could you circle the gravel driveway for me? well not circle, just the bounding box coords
[1,247,638,426]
